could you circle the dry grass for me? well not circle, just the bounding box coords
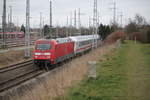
[6,44,118,100]
[0,49,33,68]
[104,31,125,45]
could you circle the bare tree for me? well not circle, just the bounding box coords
[125,18,137,35]
[125,14,150,42]
[134,14,147,26]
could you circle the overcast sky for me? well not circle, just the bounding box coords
[0,0,150,28]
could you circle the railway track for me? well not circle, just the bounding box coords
[0,60,44,93]
[6,41,35,48]
[0,41,35,49]
[0,38,39,49]
[0,60,33,73]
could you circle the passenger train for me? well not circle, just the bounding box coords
[32,35,100,68]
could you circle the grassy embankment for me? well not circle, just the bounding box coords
[55,41,150,100]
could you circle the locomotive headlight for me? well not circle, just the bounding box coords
[44,53,51,55]
[35,53,41,55]
[35,56,38,58]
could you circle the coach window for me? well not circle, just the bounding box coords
[36,44,51,50]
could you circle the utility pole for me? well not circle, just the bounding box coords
[42,17,44,39]
[70,12,72,27]
[40,12,42,38]
[56,23,59,38]
[93,0,97,34]
[24,0,30,58]
[89,16,93,34]
[78,8,81,34]
[89,16,92,28]
[49,0,52,37]
[89,16,91,28]
[8,13,10,30]
[70,12,72,36]
[17,17,19,30]
[50,0,52,27]
[9,6,12,32]
[2,0,7,48]
[97,11,100,26]
[112,2,117,25]
[74,10,77,29]
[93,0,98,48]
[120,12,123,28]
[66,16,69,37]
[97,11,100,36]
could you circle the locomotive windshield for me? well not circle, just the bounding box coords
[36,44,51,50]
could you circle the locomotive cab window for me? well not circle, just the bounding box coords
[36,44,51,50]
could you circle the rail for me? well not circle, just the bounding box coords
[0,60,44,93]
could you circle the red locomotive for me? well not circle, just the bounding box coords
[33,35,100,68]
[33,38,74,66]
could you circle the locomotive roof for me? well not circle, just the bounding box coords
[36,39,51,41]
[36,38,71,44]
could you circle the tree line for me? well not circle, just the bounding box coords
[19,22,115,40]
[125,14,150,43]
[98,24,115,40]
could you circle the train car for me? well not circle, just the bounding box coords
[69,34,100,55]
[33,38,74,66]
[17,32,25,38]
[0,32,24,39]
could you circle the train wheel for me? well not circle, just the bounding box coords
[45,61,49,71]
